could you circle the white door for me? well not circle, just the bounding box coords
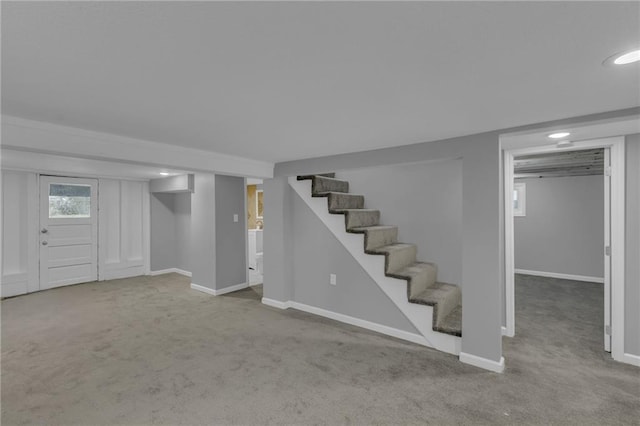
[39,176,98,290]
[603,149,612,352]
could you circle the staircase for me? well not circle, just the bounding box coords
[297,173,462,338]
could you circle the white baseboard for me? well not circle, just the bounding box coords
[459,352,505,373]
[621,353,640,367]
[190,282,248,296]
[501,326,513,337]
[149,268,192,277]
[190,283,216,296]
[515,269,604,284]
[261,298,292,310]
[272,300,437,349]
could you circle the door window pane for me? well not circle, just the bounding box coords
[49,184,91,218]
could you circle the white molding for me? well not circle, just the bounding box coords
[190,283,217,296]
[620,353,640,367]
[149,268,192,277]
[504,152,516,338]
[261,298,292,310]
[501,326,512,337]
[459,352,505,373]
[190,282,248,296]
[2,115,274,179]
[515,269,604,284]
[288,177,461,356]
[288,301,439,349]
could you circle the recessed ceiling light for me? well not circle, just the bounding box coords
[548,132,571,139]
[159,172,170,176]
[603,48,640,66]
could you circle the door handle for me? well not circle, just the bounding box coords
[42,241,48,246]
[41,228,48,234]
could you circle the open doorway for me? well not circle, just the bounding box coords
[503,136,626,363]
[246,178,264,288]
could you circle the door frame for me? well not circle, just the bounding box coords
[503,136,625,362]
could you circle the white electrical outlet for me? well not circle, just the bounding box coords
[329,274,337,285]
[233,214,239,222]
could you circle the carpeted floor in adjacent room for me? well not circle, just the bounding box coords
[2,273,638,425]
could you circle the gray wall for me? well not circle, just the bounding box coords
[174,192,191,272]
[191,173,216,290]
[150,193,177,271]
[215,175,247,289]
[514,175,604,278]
[267,108,640,364]
[625,134,640,356]
[339,159,462,286]
[292,194,419,333]
[267,131,503,363]
[150,192,192,272]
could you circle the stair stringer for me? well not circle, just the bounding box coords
[289,177,461,356]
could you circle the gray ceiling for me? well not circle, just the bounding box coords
[514,149,605,179]
[2,2,639,163]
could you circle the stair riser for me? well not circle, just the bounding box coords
[434,286,462,324]
[384,246,417,274]
[345,210,380,229]
[312,176,349,194]
[364,228,398,251]
[328,193,365,211]
[407,267,438,298]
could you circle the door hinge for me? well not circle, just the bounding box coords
[605,166,612,176]
[605,325,611,335]
[605,246,611,256]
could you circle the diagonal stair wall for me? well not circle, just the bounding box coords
[289,176,461,355]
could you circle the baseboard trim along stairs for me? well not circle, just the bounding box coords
[288,174,462,356]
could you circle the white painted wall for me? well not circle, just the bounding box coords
[1,171,38,297]
[1,170,150,296]
[98,179,150,280]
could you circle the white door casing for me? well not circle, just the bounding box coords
[604,148,612,353]
[503,136,625,363]
[39,176,98,290]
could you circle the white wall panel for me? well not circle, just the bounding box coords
[99,179,149,280]
[1,171,38,297]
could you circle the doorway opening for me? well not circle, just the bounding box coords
[246,178,264,288]
[503,136,625,362]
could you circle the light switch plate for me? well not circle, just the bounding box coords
[233,214,239,222]
[330,274,337,285]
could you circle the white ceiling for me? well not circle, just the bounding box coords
[2,2,639,164]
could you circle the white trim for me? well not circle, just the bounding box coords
[288,301,440,349]
[459,352,505,373]
[149,268,192,277]
[503,136,626,364]
[504,152,516,338]
[190,283,217,296]
[515,269,604,284]
[621,353,640,367]
[261,298,292,310]
[501,326,510,336]
[2,115,274,179]
[288,177,461,356]
[190,282,248,296]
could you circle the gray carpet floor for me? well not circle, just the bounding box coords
[2,273,638,425]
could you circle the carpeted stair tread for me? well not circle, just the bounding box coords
[351,225,399,251]
[387,262,438,298]
[344,210,380,229]
[297,173,336,180]
[369,243,417,273]
[312,176,349,195]
[323,193,365,211]
[303,172,464,339]
[436,304,462,336]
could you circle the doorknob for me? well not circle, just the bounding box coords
[42,241,48,246]
[41,228,48,234]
